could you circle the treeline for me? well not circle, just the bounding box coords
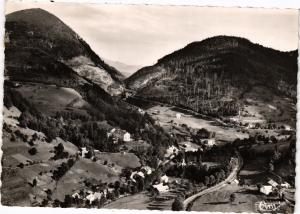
[4,85,176,165]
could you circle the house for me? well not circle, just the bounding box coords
[152,183,169,193]
[138,108,145,115]
[260,185,273,195]
[165,145,179,158]
[160,174,169,184]
[86,192,103,204]
[281,182,291,189]
[268,179,279,187]
[233,179,239,184]
[123,132,131,142]
[80,147,89,158]
[141,166,152,175]
[130,171,145,183]
[72,192,81,199]
[206,139,216,147]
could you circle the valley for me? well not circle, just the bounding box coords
[1,7,297,213]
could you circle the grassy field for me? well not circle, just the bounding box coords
[95,152,141,170]
[147,105,248,142]
[242,86,296,128]
[51,157,120,201]
[15,83,90,116]
[191,184,268,213]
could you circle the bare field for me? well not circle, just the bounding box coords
[147,105,248,142]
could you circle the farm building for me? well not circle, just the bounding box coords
[260,185,273,195]
[141,166,152,175]
[130,171,145,183]
[80,147,89,158]
[268,179,279,187]
[123,132,131,142]
[152,183,169,194]
[176,113,182,119]
[138,108,145,115]
[160,174,169,184]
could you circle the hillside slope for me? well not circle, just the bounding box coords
[5,8,124,95]
[126,36,297,125]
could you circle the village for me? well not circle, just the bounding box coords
[50,98,295,211]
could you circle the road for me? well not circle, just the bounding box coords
[183,152,243,210]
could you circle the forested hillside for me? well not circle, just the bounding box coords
[126,36,297,117]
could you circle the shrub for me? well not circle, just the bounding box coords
[28,147,37,155]
[172,197,184,211]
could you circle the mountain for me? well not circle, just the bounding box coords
[126,36,297,125]
[5,8,124,95]
[104,59,143,79]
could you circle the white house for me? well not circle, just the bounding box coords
[160,175,169,184]
[152,183,169,193]
[268,179,279,187]
[72,192,81,199]
[138,108,145,115]
[141,166,152,175]
[260,185,273,195]
[165,145,179,158]
[86,192,103,204]
[281,182,291,189]
[123,132,131,142]
[206,139,216,147]
[81,147,89,158]
[130,171,145,183]
[176,113,182,119]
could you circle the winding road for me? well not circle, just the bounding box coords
[183,152,243,210]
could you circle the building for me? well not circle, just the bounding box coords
[138,108,145,115]
[123,132,131,142]
[141,166,152,175]
[160,174,169,184]
[176,113,182,119]
[260,185,273,195]
[152,183,169,194]
[268,179,279,187]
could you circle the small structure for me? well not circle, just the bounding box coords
[281,182,291,189]
[123,132,131,142]
[176,113,182,119]
[138,108,145,115]
[260,185,273,195]
[268,179,279,187]
[141,166,152,175]
[86,192,103,204]
[233,179,239,184]
[152,183,169,193]
[80,147,89,158]
[130,171,145,183]
[160,174,169,184]
[206,139,216,147]
[165,145,179,158]
[72,192,80,199]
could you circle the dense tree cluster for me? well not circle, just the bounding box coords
[4,86,174,160]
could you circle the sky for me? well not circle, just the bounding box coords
[5,2,299,67]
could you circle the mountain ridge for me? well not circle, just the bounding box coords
[126,35,297,124]
[5,8,124,95]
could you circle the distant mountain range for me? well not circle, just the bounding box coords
[104,59,143,79]
[5,8,124,95]
[126,36,297,123]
